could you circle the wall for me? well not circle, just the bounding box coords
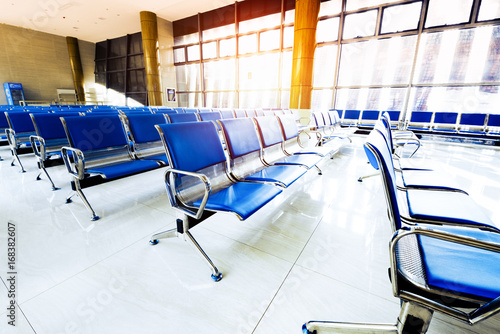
[157,17,178,107]
[0,23,95,105]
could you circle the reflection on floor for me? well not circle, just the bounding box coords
[0,135,499,334]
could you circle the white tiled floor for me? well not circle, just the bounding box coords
[0,135,499,334]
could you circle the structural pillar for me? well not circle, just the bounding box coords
[290,0,320,123]
[140,11,163,106]
[66,37,85,103]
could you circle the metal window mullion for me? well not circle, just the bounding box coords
[278,0,285,108]
[198,13,206,108]
[235,1,240,108]
[400,0,429,124]
[331,0,347,109]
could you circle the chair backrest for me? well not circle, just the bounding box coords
[409,111,433,123]
[245,109,257,118]
[255,109,265,117]
[62,114,129,152]
[5,111,37,133]
[263,110,275,117]
[220,109,235,119]
[342,110,361,124]
[459,113,487,127]
[360,110,380,121]
[328,109,341,125]
[253,116,283,148]
[379,112,395,151]
[183,108,199,113]
[31,112,78,141]
[234,109,247,118]
[198,111,222,130]
[173,107,185,113]
[123,114,167,144]
[277,115,300,141]
[432,112,458,130]
[363,128,401,231]
[487,114,500,127]
[198,108,212,113]
[219,118,261,158]
[167,112,199,123]
[312,112,326,128]
[157,121,225,172]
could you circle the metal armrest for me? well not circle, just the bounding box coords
[5,128,17,148]
[165,168,212,220]
[390,226,500,324]
[61,146,85,180]
[30,135,45,160]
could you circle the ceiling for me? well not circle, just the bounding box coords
[0,0,235,43]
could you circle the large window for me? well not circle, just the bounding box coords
[95,32,147,105]
[173,0,500,115]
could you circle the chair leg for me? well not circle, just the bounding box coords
[302,301,433,334]
[314,165,322,175]
[36,161,60,191]
[10,148,25,173]
[150,217,223,282]
[358,171,379,182]
[66,179,99,221]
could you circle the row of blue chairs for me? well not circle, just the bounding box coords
[303,112,500,333]
[149,115,342,281]
[336,109,500,139]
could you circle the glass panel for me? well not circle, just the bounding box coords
[335,87,407,110]
[283,26,294,48]
[281,51,293,89]
[204,59,236,91]
[409,86,500,114]
[414,26,500,84]
[95,41,107,59]
[239,34,258,55]
[205,92,236,108]
[107,58,126,71]
[343,10,378,39]
[478,0,500,21]
[346,0,399,11]
[177,93,203,108]
[107,72,125,91]
[220,38,236,57]
[187,45,200,61]
[311,89,333,111]
[108,36,127,57]
[128,55,144,69]
[317,18,339,43]
[128,33,143,54]
[176,64,202,91]
[174,32,199,46]
[313,45,337,87]
[239,91,278,108]
[239,13,281,34]
[260,29,280,52]
[285,10,295,24]
[174,48,186,63]
[319,0,342,17]
[239,53,280,90]
[381,2,422,34]
[203,24,235,41]
[339,35,417,86]
[126,93,146,106]
[127,69,146,92]
[95,60,106,73]
[425,0,473,28]
[202,42,217,59]
[280,90,290,109]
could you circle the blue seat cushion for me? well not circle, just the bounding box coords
[87,159,160,179]
[193,182,282,220]
[274,154,322,169]
[143,154,169,165]
[402,170,463,192]
[418,225,500,300]
[406,189,496,230]
[244,165,306,187]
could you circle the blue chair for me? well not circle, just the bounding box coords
[382,110,401,129]
[380,112,421,158]
[219,118,308,187]
[457,113,487,136]
[303,128,500,334]
[198,111,222,130]
[5,111,42,172]
[30,112,80,190]
[220,109,235,119]
[151,121,283,281]
[406,111,433,132]
[61,115,162,220]
[340,109,361,127]
[121,114,169,165]
[173,107,185,113]
[432,112,458,133]
[358,110,380,129]
[183,108,198,113]
[234,109,247,118]
[486,114,500,137]
[167,112,199,123]
[253,116,323,173]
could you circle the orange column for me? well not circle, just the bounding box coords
[66,37,85,103]
[140,11,163,106]
[290,0,320,120]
